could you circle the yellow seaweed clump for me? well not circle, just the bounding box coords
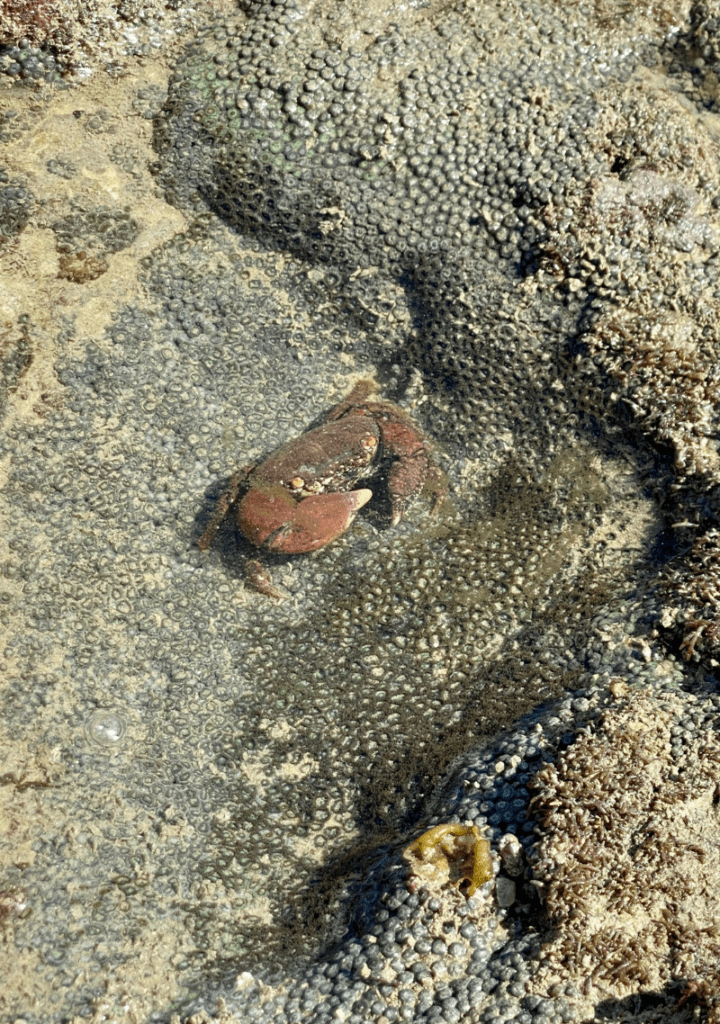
[403,823,493,898]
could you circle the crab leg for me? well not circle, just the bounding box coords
[244,558,287,601]
[324,378,375,422]
[197,469,247,551]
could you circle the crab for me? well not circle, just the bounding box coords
[197,379,446,598]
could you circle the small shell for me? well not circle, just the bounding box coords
[498,833,524,877]
[496,876,516,908]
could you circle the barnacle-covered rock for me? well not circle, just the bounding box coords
[6,0,720,1021]
[0,170,32,246]
[585,307,720,477]
[528,688,720,1020]
[50,204,139,281]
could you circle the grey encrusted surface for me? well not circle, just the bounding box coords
[2,0,720,1022]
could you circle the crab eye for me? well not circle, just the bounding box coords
[290,477,304,489]
[361,436,378,450]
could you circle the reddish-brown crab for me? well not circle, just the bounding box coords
[198,379,446,597]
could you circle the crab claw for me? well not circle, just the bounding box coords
[267,489,373,554]
[237,485,372,554]
[237,484,298,548]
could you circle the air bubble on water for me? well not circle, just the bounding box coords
[86,710,127,747]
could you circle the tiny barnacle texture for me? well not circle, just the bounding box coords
[5,0,720,1022]
[0,168,32,245]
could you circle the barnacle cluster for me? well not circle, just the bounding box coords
[0,0,68,79]
[0,168,32,246]
[0,315,33,417]
[528,689,720,1018]
[0,0,218,79]
[50,203,139,282]
[662,527,720,660]
[523,60,720,660]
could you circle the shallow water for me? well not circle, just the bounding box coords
[2,1,720,1021]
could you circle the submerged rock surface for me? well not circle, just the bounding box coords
[2,0,720,1021]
